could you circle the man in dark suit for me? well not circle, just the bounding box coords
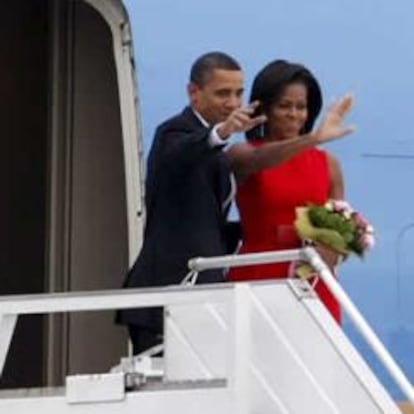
[117,52,265,354]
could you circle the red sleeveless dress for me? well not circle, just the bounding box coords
[228,143,341,323]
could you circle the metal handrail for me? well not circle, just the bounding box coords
[0,285,233,378]
[188,247,414,404]
[0,247,413,403]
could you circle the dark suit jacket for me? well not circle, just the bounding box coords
[118,107,239,331]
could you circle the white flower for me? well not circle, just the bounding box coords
[324,201,334,211]
[358,233,375,251]
[334,199,354,213]
[361,233,375,250]
[365,225,375,234]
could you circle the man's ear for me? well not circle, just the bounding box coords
[187,82,200,104]
[187,82,197,95]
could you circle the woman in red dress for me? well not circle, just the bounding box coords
[227,60,354,323]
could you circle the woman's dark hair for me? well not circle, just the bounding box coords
[247,59,322,140]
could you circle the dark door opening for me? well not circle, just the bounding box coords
[0,0,130,388]
[0,0,49,388]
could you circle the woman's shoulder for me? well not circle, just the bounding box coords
[313,148,339,165]
[309,149,342,180]
[306,146,330,161]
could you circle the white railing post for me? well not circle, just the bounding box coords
[190,248,414,404]
[302,246,414,404]
[228,284,251,414]
[0,314,17,376]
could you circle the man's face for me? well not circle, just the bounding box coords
[188,69,244,125]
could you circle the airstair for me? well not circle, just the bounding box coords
[0,248,412,413]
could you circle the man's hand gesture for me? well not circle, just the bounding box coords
[217,101,267,139]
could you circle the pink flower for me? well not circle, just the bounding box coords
[352,212,370,229]
[359,233,375,250]
[332,199,353,213]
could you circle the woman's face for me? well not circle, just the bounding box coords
[267,82,308,140]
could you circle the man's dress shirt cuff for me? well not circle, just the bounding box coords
[208,123,228,147]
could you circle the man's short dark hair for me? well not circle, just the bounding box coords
[190,52,241,87]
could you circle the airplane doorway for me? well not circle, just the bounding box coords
[0,0,132,387]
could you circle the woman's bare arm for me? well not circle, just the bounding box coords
[227,135,317,181]
[327,152,344,200]
[227,95,355,182]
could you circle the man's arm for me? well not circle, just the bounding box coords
[155,122,222,174]
[156,105,266,174]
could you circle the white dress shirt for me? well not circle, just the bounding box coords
[191,109,236,211]
[192,109,228,147]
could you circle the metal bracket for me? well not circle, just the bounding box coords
[287,278,317,300]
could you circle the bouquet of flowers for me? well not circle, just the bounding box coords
[293,199,375,278]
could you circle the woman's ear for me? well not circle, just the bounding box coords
[256,103,266,138]
[253,101,264,118]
